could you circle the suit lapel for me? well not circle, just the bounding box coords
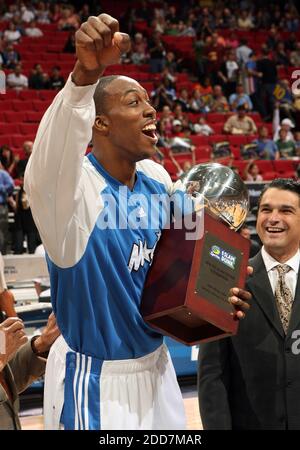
[286,265,300,337]
[248,252,285,339]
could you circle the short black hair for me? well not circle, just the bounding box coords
[258,178,300,208]
[93,75,120,116]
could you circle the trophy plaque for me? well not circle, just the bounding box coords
[141,163,250,345]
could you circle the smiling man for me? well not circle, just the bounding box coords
[24,13,251,430]
[198,178,300,430]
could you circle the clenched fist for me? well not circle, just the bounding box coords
[73,13,131,85]
[0,317,28,371]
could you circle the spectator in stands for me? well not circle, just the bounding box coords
[25,20,43,38]
[252,125,279,160]
[273,80,296,122]
[15,141,33,179]
[78,3,90,23]
[294,131,300,156]
[0,163,14,254]
[28,63,47,90]
[50,3,62,24]
[194,77,213,109]
[35,1,51,24]
[193,117,214,136]
[266,25,281,51]
[256,46,278,121]
[63,31,76,53]
[229,83,253,111]
[131,32,149,65]
[2,4,18,22]
[49,66,65,90]
[6,64,28,90]
[1,45,20,70]
[245,51,263,113]
[222,8,237,29]
[210,84,229,112]
[224,31,239,49]
[151,81,174,111]
[204,34,224,85]
[20,3,35,23]
[177,88,191,112]
[173,103,185,123]
[236,39,252,65]
[172,119,184,137]
[239,225,261,258]
[158,105,174,138]
[10,177,39,254]
[273,109,295,141]
[218,50,239,97]
[243,160,263,182]
[274,41,290,68]
[276,129,297,159]
[224,104,257,135]
[3,22,21,44]
[0,146,18,179]
[290,42,300,67]
[57,5,80,31]
[148,31,166,73]
[164,51,179,75]
[189,90,205,113]
[237,9,254,30]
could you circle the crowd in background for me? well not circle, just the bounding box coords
[0,0,300,254]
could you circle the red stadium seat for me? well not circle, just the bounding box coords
[0,100,14,111]
[189,135,209,146]
[32,100,51,112]
[12,134,36,147]
[228,135,249,146]
[4,111,27,122]
[19,90,39,101]
[38,90,58,101]
[208,134,227,144]
[0,135,12,146]
[26,111,44,122]
[0,123,20,134]
[195,145,211,161]
[273,160,296,172]
[12,100,34,111]
[19,123,39,135]
[207,113,227,123]
[1,90,18,100]
[163,159,178,179]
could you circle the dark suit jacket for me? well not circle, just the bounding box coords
[0,341,46,430]
[198,251,300,430]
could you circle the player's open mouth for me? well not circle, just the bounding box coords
[142,124,158,143]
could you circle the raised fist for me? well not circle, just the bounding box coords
[75,13,131,72]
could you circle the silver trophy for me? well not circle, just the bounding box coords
[181,163,249,230]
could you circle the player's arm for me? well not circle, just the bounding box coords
[24,14,130,263]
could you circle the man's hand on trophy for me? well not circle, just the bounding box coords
[228,265,253,320]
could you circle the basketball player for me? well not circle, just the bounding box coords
[24,13,251,430]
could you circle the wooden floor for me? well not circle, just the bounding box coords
[20,387,203,430]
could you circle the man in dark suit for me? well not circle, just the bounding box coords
[198,178,300,430]
[0,252,60,429]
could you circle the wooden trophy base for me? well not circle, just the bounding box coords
[141,211,250,345]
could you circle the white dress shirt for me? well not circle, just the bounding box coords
[261,246,300,299]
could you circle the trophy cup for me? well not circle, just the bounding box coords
[141,163,250,345]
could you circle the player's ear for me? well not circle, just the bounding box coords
[94,115,109,135]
